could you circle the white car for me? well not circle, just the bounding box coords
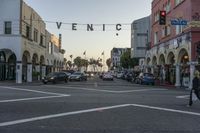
[102,73,114,81]
[116,72,123,78]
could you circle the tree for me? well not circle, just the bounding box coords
[60,49,66,54]
[82,59,89,71]
[74,56,82,70]
[89,58,99,72]
[130,58,139,67]
[67,60,72,69]
[120,49,139,69]
[106,58,111,69]
[120,50,131,69]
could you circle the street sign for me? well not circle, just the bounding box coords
[171,19,187,25]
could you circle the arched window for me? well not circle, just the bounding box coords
[0,51,5,62]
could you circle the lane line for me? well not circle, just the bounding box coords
[115,89,167,93]
[131,104,200,116]
[0,95,70,103]
[176,95,189,99]
[45,85,167,93]
[0,104,131,127]
[0,86,67,96]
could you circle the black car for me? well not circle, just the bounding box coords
[42,72,69,84]
[69,72,87,81]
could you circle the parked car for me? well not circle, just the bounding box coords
[42,72,69,84]
[116,72,123,79]
[102,72,114,81]
[69,72,87,81]
[135,73,155,85]
[126,71,133,82]
[130,72,140,83]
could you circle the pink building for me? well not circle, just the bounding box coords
[146,0,200,88]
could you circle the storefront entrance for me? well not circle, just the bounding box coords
[7,54,16,80]
[0,51,6,81]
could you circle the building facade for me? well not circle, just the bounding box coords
[146,0,200,88]
[0,0,65,83]
[131,16,151,59]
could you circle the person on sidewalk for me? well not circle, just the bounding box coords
[189,70,200,106]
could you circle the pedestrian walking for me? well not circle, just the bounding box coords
[188,70,200,106]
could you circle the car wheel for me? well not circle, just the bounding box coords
[43,81,47,84]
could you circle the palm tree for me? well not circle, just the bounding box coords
[82,59,89,71]
[63,58,67,69]
[67,60,72,69]
[89,58,99,72]
[106,58,111,70]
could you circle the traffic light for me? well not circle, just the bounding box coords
[196,42,200,55]
[159,11,166,25]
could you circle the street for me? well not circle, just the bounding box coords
[0,77,200,133]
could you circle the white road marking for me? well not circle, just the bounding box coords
[176,95,189,99]
[0,86,67,96]
[1,103,200,127]
[115,89,167,93]
[0,95,70,103]
[46,85,167,93]
[130,104,200,116]
[0,104,131,127]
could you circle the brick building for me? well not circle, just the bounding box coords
[145,0,200,88]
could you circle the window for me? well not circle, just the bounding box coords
[166,0,171,13]
[154,31,158,45]
[33,29,38,42]
[154,11,159,22]
[163,1,171,13]
[26,25,30,39]
[4,21,12,34]
[40,34,44,45]
[49,42,53,54]
[176,25,183,35]
[162,25,170,37]
[175,0,184,6]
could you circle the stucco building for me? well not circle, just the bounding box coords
[146,0,200,88]
[111,48,130,70]
[0,0,65,83]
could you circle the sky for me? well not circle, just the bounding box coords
[25,0,152,61]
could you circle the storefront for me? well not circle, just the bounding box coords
[7,54,16,80]
[179,53,190,87]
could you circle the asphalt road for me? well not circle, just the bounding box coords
[0,76,200,133]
